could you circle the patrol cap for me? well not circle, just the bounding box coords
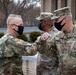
[51,7,71,20]
[36,12,53,20]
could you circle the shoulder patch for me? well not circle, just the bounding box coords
[16,39,23,45]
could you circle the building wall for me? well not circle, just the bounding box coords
[41,0,76,21]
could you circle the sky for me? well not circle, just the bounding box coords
[14,0,23,3]
[14,0,41,7]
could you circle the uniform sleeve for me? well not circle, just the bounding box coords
[35,36,51,53]
[35,35,58,54]
[6,37,38,56]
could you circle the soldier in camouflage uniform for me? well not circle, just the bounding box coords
[36,12,60,75]
[52,7,76,75]
[0,14,50,75]
[40,7,76,75]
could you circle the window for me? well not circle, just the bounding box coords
[56,0,58,9]
[65,0,67,6]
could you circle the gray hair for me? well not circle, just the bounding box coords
[7,14,22,26]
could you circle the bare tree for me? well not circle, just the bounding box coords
[0,0,40,27]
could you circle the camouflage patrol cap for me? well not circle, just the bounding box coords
[51,7,71,20]
[36,12,53,20]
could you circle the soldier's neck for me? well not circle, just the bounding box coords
[7,30,17,37]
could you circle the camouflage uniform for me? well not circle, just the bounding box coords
[36,12,59,75]
[36,25,76,75]
[36,28,60,75]
[0,33,38,75]
[55,26,76,75]
[51,6,76,75]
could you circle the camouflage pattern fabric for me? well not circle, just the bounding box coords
[36,28,60,75]
[51,7,71,20]
[55,26,76,75]
[0,33,37,75]
[36,26,76,75]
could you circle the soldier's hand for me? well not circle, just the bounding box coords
[40,32,51,41]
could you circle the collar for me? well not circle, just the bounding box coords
[61,26,76,39]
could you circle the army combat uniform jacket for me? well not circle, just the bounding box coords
[0,33,38,75]
[55,26,76,75]
[36,27,60,75]
[45,26,76,75]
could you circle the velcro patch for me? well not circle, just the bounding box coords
[16,39,23,45]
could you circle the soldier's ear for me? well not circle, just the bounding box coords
[10,24,15,29]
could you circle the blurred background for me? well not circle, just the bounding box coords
[0,0,41,27]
